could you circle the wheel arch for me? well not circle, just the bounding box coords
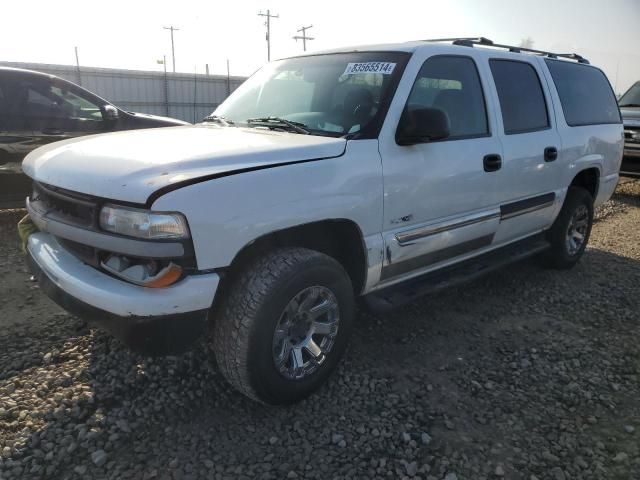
[569,167,600,199]
[225,219,368,295]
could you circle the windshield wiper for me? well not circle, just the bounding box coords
[245,117,310,134]
[619,103,640,108]
[202,115,234,126]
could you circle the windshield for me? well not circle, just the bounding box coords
[619,81,640,107]
[213,52,408,137]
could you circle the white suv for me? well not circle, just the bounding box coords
[23,38,623,404]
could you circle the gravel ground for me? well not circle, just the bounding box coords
[0,180,639,480]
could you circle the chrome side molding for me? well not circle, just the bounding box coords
[395,210,500,246]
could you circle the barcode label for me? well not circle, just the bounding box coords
[342,62,396,76]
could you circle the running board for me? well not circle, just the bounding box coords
[364,235,550,312]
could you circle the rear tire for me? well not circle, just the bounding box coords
[542,186,594,269]
[212,247,355,404]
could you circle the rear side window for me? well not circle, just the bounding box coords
[545,59,621,126]
[489,60,549,134]
[405,55,488,139]
[0,82,5,128]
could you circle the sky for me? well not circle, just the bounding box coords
[1,0,639,94]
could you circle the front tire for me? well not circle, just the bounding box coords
[542,186,594,269]
[212,248,355,404]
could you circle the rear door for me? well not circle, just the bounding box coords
[483,55,563,243]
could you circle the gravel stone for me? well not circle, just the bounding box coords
[405,461,418,476]
[613,452,629,463]
[90,449,107,467]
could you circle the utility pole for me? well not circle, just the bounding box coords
[293,25,314,52]
[163,26,179,72]
[258,10,279,61]
[74,46,82,85]
[157,56,169,116]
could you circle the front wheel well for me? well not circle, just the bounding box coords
[226,220,367,295]
[570,168,599,199]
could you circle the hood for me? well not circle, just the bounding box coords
[23,125,346,204]
[620,107,640,126]
[126,111,190,126]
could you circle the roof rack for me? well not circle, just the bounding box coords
[423,37,590,64]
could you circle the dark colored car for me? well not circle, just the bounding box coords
[0,67,188,206]
[619,81,640,176]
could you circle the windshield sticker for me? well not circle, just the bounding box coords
[343,62,396,75]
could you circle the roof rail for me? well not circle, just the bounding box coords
[423,37,590,64]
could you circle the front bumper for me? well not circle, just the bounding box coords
[621,146,640,176]
[26,232,220,354]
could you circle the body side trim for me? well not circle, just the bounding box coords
[380,234,494,280]
[372,229,547,292]
[395,210,500,245]
[500,192,556,221]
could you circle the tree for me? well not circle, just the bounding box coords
[519,37,534,49]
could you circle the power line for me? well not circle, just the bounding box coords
[258,10,279,61]
[163,26,180,72]
[293,25,314,52]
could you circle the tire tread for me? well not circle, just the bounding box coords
[212,248,339,402]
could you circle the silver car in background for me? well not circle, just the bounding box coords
[619,81,640,176]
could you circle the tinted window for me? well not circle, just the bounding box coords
[545,59,621,126]
[490,60,549,134]
[619,81,640,107]
[23,81,102,121]
[405,56,488,138]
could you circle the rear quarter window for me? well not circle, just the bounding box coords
[545,59,621,126]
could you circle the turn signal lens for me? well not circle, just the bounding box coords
[101,254,183,288]
[143,263,183,288]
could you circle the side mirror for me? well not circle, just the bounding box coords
[396,107,450,146]
[102,104,119,121]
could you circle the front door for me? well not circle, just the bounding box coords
[23,78,108,149]
[0,75,108,204]
[377,53,504,284]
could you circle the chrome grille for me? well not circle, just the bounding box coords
[32,182,98,228]
[624,127,640,144]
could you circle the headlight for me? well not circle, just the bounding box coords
[99,204,190,239]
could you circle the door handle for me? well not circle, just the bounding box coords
[483,154,502,172]
[42,128,64,135]
[544,146,558,162]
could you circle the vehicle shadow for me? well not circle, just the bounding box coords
[2,246,639,479]
[613,178,640,207]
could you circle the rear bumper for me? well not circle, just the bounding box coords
[26,232,219,354]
